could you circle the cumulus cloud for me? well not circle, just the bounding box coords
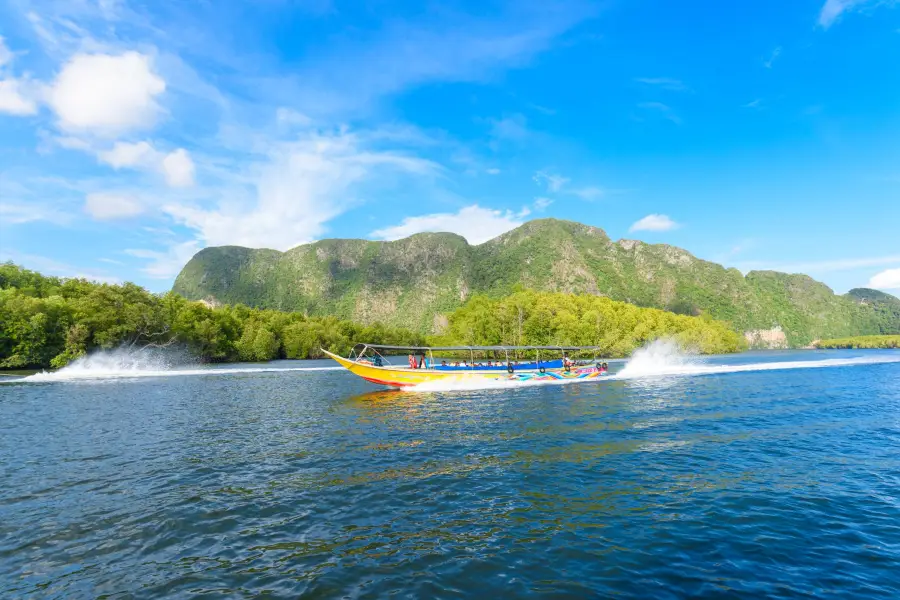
[629,214,679,232]
[868,268,900,290]
[98,141,158,168]
[165,130,439,250]
[161,148,195,187]
[371,205,527,245]
[84,192,144,220]
[97,141,195,187]
[48,52,165,136]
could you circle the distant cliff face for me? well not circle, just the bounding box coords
[172,219,900,345]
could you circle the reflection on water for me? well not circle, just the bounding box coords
[1,351,900,597]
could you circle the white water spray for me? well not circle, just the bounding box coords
[403,339,900,392]
[615,339,698,378]
[15,348,341,383]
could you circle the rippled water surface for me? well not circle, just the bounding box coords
[2,349,900,598]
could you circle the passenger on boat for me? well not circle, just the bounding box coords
[441,360,447,367]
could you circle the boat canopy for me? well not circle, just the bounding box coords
[358,344,600,352]
[346,343,605,370]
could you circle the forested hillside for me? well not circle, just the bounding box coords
[1,263,744,369]
[0,263,422,369]
[174,219,900,346]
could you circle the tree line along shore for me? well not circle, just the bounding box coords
[814,335,900,349]
[1,263,750,370]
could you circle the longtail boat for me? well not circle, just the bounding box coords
[322,344,609,389]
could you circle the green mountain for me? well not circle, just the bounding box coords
[173,219,900,346]
[844,287,900,335]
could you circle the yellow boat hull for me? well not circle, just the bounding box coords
[322,350,607,389]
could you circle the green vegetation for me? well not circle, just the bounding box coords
[814,335,900,349]
[844,288,900,335]
[434,291,746,356]
[173,219,900,346]
[1,263,746,369]
[0,263,422,369]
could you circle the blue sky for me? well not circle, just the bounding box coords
[0,0,898,294]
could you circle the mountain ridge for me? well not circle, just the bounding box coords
[172,218,900,346]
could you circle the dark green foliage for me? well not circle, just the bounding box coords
[0,263,423,369]
[173,219,900,346]
[431,291,746,357]
[815,335,900,349]
[844,288,900,335]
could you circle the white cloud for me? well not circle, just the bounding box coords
[534,197,553,211]
[0,201,70,225]
[533,170,570,192]
[161,149,195,187]
[629,214,679,232]
[637,102,682,125]
[125,240,201,279]
[276,107,313,128]
[743,99,764,109]
[0,78,37,115]
[48,52,166,136]
[868,268,900,290]
[96,141,195,187]
[819,0,858,27]
[635,77,690,92]
[84,192,144,220]
[0,37,39,115]
[486,168,501,175]
[0,250,121,284]
[98,141,159,168]
[287,4,594,116]
[572,186,605,200]
[817,0,892,28]
[0,79,38,115]
[371,204,527,245]
[165,130,439,250]
[730,254,900,276]
[760,255,900,274]
[0,36,12,67]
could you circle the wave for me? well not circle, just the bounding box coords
[6,340,897,387]
[404,339,900,392]
[10,348,341,383]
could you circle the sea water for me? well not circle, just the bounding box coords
[1,344,899,597]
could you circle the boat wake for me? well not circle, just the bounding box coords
[5,340,897,388]
[6,348,341,383]
[404,339,900,392]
